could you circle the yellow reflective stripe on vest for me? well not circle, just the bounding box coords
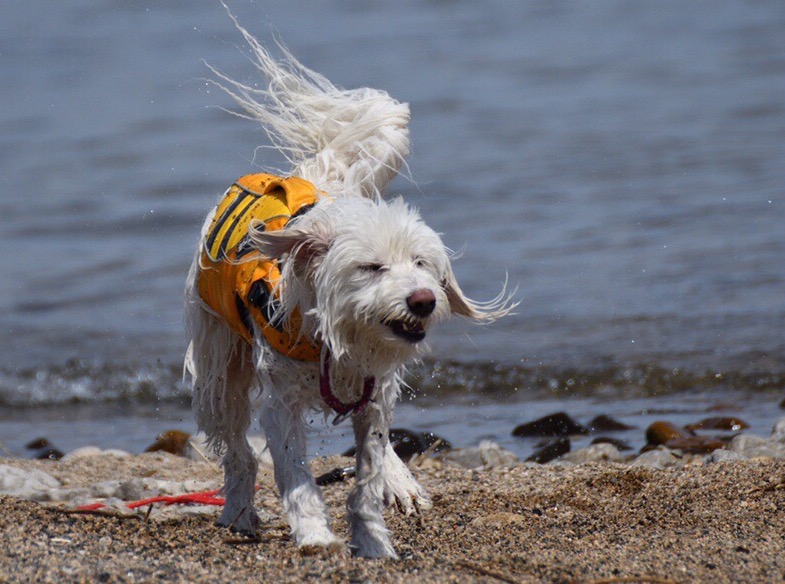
[205,184,291,261]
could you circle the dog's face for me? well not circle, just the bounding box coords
[319,198,452,354]
[253,197,482,365]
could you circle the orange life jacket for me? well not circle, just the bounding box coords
[197,173,322,361]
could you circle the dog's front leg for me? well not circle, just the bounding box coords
[260,390,341,550]
[348,402,398,559]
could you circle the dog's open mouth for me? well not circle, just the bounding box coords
[386,319,426,343]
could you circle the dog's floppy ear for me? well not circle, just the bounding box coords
[250,224,331,271]
[442,268,478,319]
[442,264,517,323]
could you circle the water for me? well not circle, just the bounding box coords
[1,1,784,458]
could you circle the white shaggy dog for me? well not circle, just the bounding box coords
[184,21,512,559]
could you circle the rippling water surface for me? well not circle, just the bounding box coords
[1,1,783,456]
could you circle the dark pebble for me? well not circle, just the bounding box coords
[35,447,64,461]
[144,429,191,456]
[525,437,570,464]
[512,413,587,437]
[315,466,356,486]
[343,428,450,461]
[391,428,453,460]
[587,415,635,433]
[591,436,632,451]
[645,421,690,446]
[685,417,749,432]
[25,438,64,460]
[25,437,53,450]
[419,431,452,454]
[389,428,424,460]
[664,436,727,455]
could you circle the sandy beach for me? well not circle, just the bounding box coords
[2,448,785,584]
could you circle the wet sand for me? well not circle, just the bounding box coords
[1,453,784,583]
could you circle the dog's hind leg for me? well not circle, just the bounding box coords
[218,423,260,534]
[214,352,259,535]
[260,379,341,550]
[186,305,260,534]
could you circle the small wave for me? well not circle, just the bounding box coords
[0,359,189,407]
[1,358,782,408]
[409,359,784,399]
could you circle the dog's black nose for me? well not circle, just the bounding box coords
[407,289,436,317]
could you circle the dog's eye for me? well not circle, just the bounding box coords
[414,257,428,268]
[359,263,387,273]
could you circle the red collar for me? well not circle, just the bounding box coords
[319,352,375,424]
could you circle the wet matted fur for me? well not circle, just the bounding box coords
[184,15,514,558]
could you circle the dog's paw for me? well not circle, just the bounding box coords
[387,488,433,516]
[381,459,432,515]
[349,522,398,559]
[284,504,344,549]
[297,533,346,556]
[217,505,261,536]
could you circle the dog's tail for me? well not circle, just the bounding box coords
[207,11,410,199]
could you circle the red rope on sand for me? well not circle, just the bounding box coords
[127,489,225,509]
[75,488,226,512]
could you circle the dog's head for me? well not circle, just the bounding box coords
[252,197,512,367]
